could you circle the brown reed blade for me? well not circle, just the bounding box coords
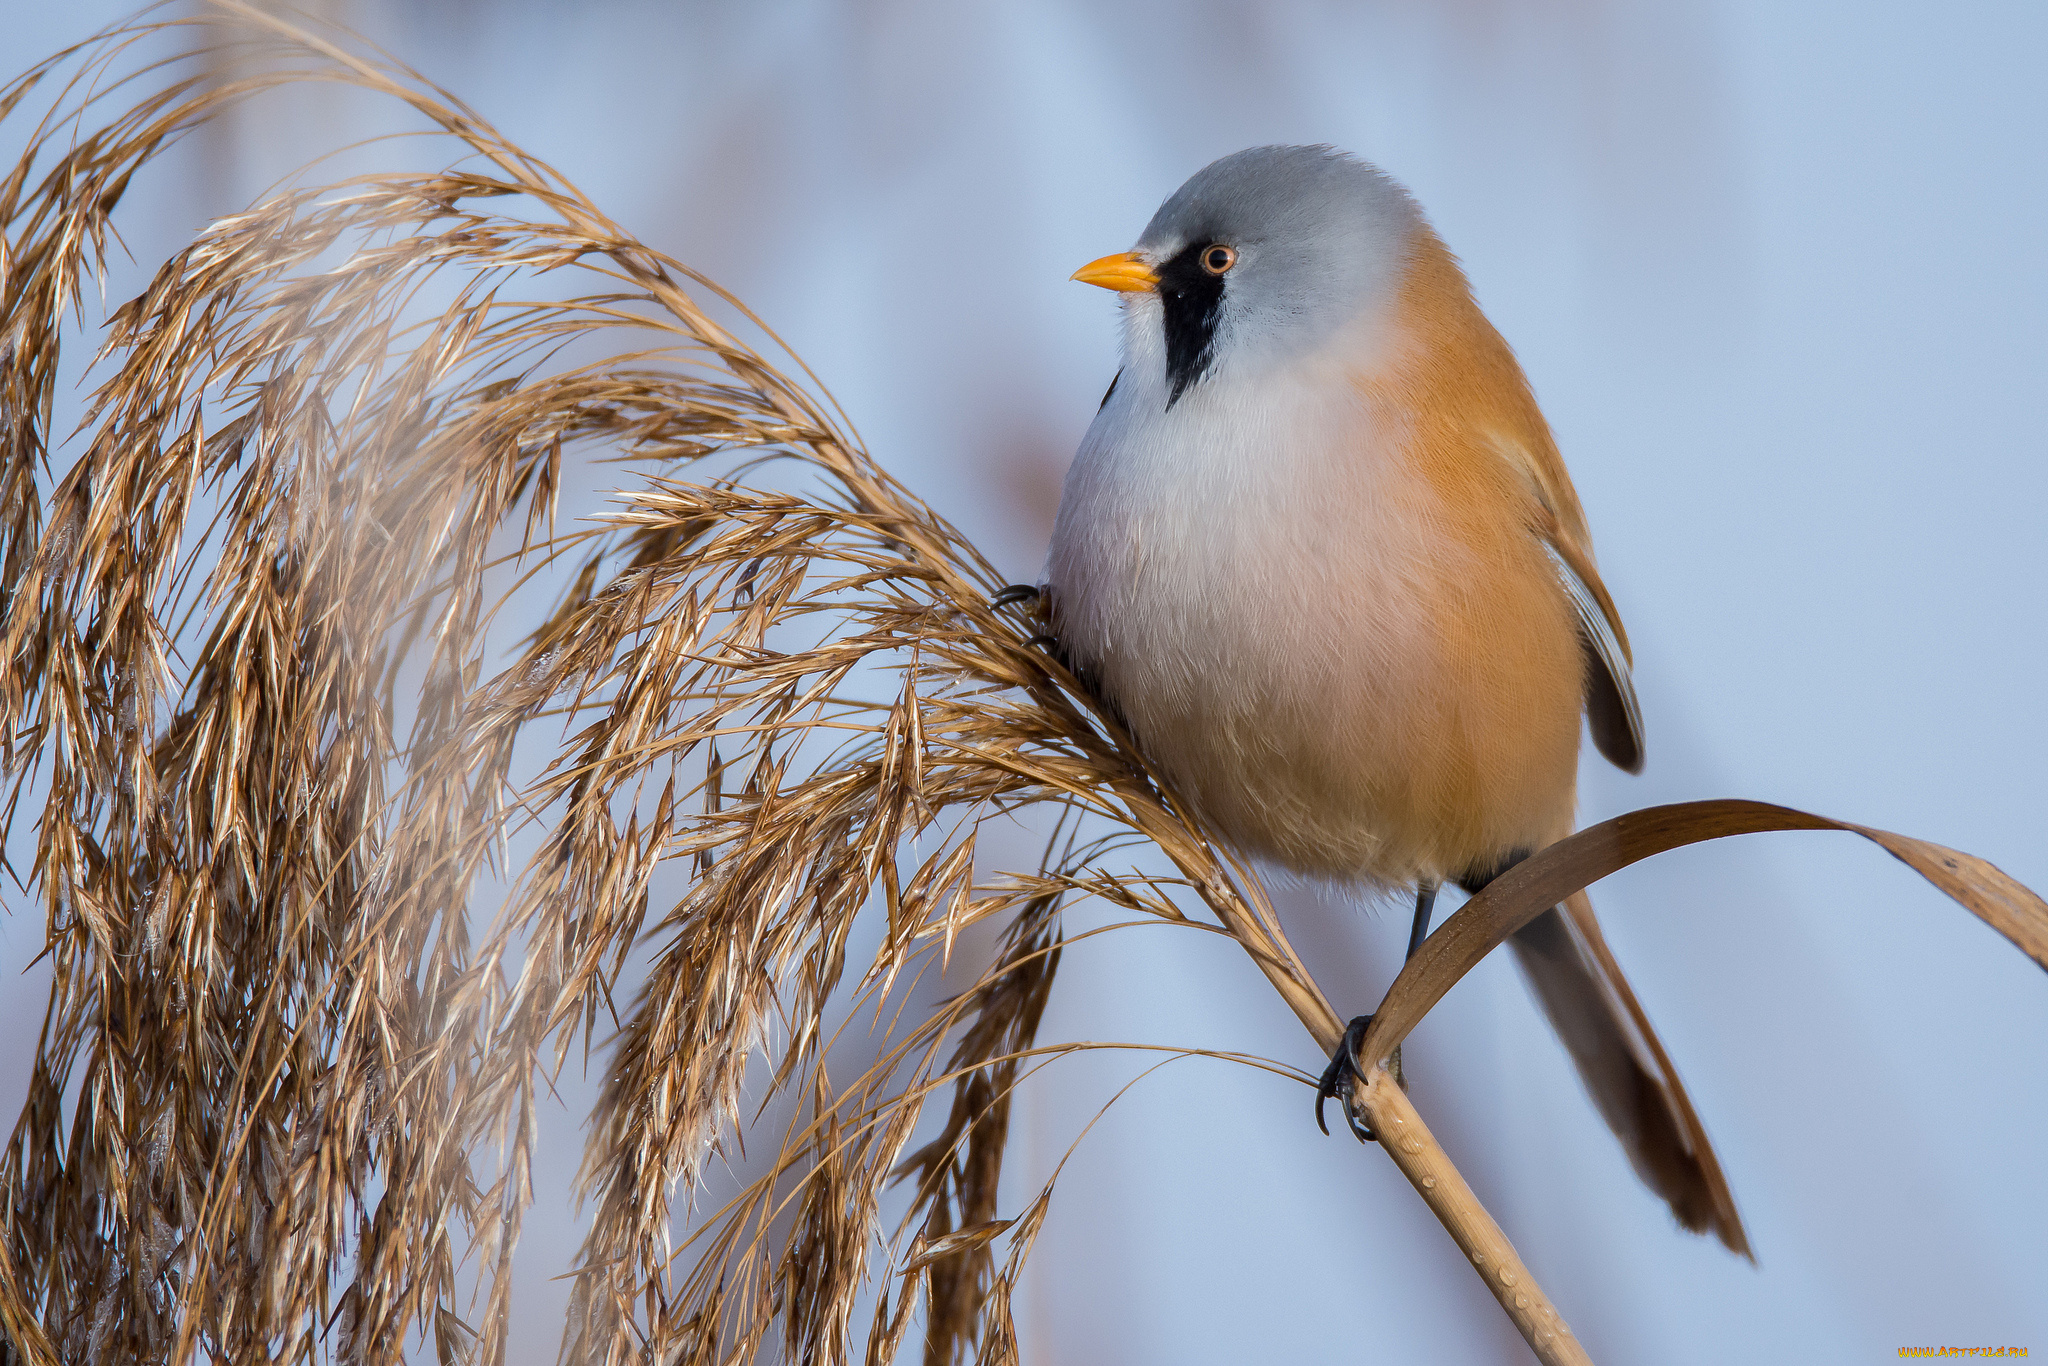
[1358,798,2048,1073]
[1339,798,2048,1268]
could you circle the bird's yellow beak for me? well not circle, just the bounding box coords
[1070,252,1159,293]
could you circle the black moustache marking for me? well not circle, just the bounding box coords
[1156,241,1227,408]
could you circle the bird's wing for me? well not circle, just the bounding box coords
[1545,538,1644,774]
[1495,428,1645,773]
[1511,894,1753,1259]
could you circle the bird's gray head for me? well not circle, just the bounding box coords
[1076,145,1422,407]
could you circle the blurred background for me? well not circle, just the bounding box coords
[3,1,2045,1361]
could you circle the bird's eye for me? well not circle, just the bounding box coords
[1200,244,1237,276]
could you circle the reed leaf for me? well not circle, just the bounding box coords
[1353,800,2048,1078]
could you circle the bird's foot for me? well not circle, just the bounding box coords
[1315,1014,1379,1144]
[988,585,1063,658]
[990,583,1042,609]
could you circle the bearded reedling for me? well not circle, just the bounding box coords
[1043,145,1745,1254]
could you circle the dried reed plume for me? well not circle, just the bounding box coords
[2,8,2044,1366]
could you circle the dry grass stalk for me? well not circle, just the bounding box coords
[2,9,2043,1366]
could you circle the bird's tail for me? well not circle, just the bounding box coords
[1508,892,1752,1259]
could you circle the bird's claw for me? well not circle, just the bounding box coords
[990,583,1042,608]
[1315,1014,1378,1143]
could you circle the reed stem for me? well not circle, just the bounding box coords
[1352,1070,1590,1366]
[1185,857,1589,1363]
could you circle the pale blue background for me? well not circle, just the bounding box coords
[3,3,2044,1362]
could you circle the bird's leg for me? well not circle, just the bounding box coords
[1386,880,1438,1096]
[1314,1013,1377,1143]
[1319,882,1441,1141]
[1404,881,1439,962]
[989,583,1041,608]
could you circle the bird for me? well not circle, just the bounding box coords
[1040,144,1749,1256]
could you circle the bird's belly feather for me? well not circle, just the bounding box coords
[1048,366,1582,888]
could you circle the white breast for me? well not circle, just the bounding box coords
[1053,348,1425,683]
[1046,316,1468,885]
